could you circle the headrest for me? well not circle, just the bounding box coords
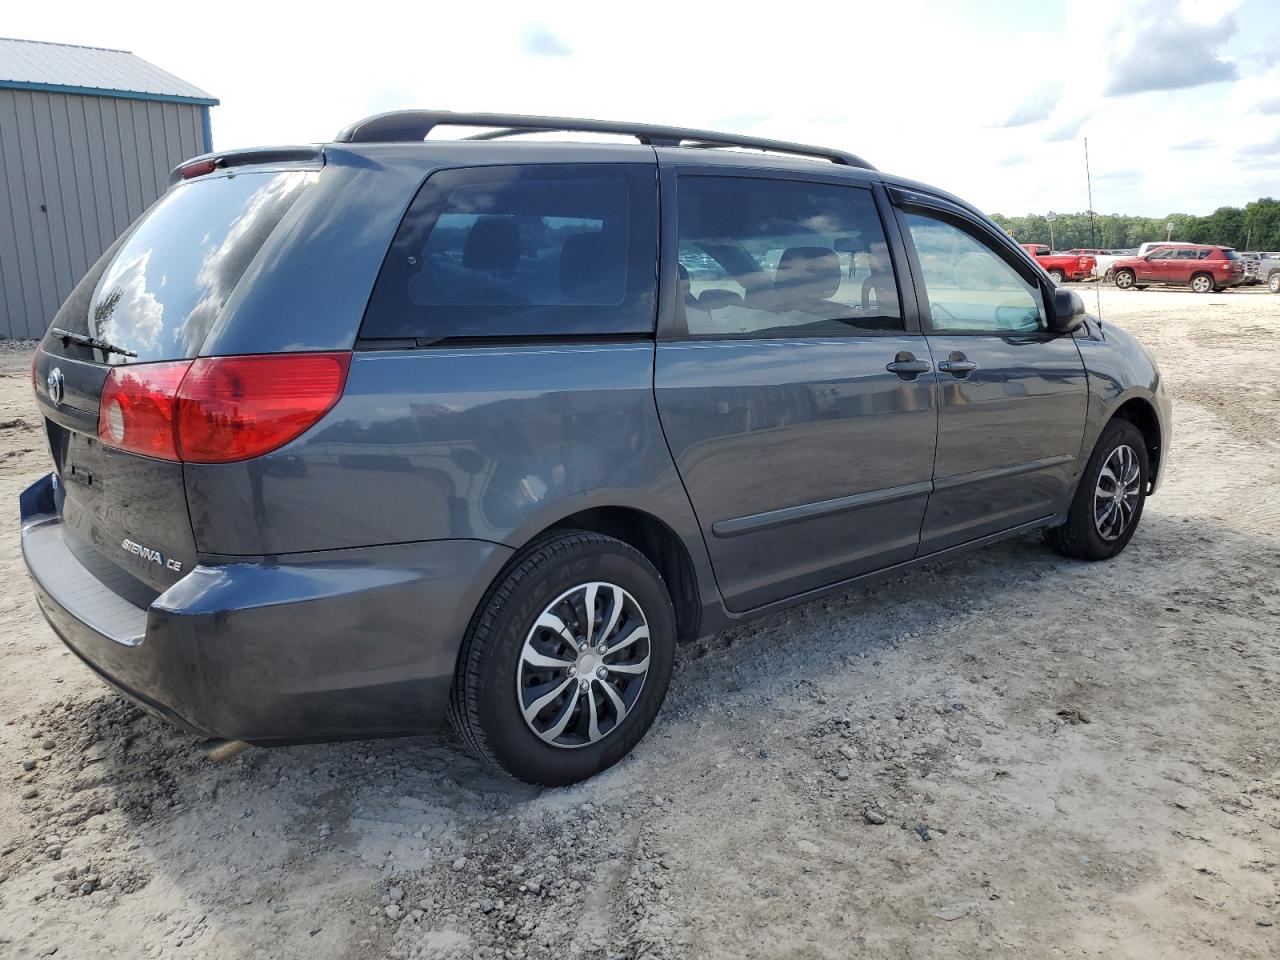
[774,246,841,301]
[560,232,623,302]
[463,217,521,272]
[699,289,744,310]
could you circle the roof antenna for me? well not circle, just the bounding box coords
[1085,136,1102,329]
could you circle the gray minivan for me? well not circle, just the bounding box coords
[22,112,1170,785]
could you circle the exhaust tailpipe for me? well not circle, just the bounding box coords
[202,739,253,763]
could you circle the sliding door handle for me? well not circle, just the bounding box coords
[937,352,978,377]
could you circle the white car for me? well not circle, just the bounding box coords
[1064,248,1124,280]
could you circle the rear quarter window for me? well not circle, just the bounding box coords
[361,163,657,341]
[49,171,311,364]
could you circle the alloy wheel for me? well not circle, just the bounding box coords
[516,582,651,748]
[1191,275,1212,293]
[1116,271,1134,289]
[1094,444,1141,541]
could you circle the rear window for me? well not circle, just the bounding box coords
[55,171,310,364]
[361,163,657,341]
[1222,248,1239,260]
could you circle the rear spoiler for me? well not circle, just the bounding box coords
[168,146,324,186]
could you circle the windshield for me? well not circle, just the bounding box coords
[54,171,310,364]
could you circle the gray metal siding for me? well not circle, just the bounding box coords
[0,89,206,338]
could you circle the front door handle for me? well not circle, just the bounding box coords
[937,352,978,377]
[885,352,931,379]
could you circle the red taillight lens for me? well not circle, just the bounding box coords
[97,353,350,463]
[176,353,351,463]
[98,360,192,460]
[180,158,218,179]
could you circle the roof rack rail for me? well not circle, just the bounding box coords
[332,110,874,170]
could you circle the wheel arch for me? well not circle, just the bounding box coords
[1109,396,1163,491]
[506,505,705,645]
[1190,270,1214,291]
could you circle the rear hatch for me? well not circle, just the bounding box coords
[32,167,313,594]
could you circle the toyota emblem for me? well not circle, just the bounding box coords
[46,367,65,406]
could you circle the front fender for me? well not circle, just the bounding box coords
[1073,320,1171,494]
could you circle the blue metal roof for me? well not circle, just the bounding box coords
[0,37,218,106]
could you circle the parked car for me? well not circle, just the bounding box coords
[1111,244,1245,293]
[21,111,1171,786]
[1019,243,1096,283]
[1065,248,1123,280]
[1252,253,1280,290]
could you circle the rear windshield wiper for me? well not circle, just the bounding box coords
[50,328,138,358]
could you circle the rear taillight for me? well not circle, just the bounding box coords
[99,360,191,459]
[176,353,351,463]
[97,352,350,463]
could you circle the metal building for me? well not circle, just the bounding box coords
[0,37,218,339]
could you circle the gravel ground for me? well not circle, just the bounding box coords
[0,285,1278,959]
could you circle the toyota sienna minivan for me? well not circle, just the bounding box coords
[22,111,1170,785]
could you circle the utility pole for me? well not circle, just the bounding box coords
[1047,211,1057,251]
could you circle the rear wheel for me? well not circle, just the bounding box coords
[449,531,675,786]
[1190,273,1214,294]
[1044,419,1148,561]
[1048,269,1066,284]
[1269,273,1279,294]
[1114,269,1136,290]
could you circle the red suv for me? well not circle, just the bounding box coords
[1111,245,1245,293]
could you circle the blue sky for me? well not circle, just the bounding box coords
[6,0,1278,217]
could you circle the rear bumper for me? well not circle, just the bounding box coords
[20,474,512,743]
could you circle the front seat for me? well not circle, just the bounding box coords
[764,246,844,315]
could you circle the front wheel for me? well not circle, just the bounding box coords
[1114,269,1136,290]
[449,531,676,786]
[1044,419,1148,561]
[1269,273,1279,294]
[1190,273,1214,294]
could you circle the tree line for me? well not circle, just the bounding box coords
[989,198,1280,252]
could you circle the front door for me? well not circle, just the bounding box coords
[1139,247,1176,283]
[896,202,1088,553]
[655,171,937,611]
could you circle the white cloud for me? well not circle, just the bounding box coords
[1103,0,1238,95]
[1002,84,1063,127]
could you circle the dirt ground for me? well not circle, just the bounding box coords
[1,285,1278,960]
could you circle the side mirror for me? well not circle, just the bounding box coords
[1048,287,1087,334]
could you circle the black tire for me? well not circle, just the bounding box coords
[1190,272,1214,294]
[449,531,676,786]
[1044,419,1149,561]
[1049,269,1066,284]
[1269,273,1279,294]
[1114,269,1136,290]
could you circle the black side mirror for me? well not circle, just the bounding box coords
[1048,287,1087,334]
